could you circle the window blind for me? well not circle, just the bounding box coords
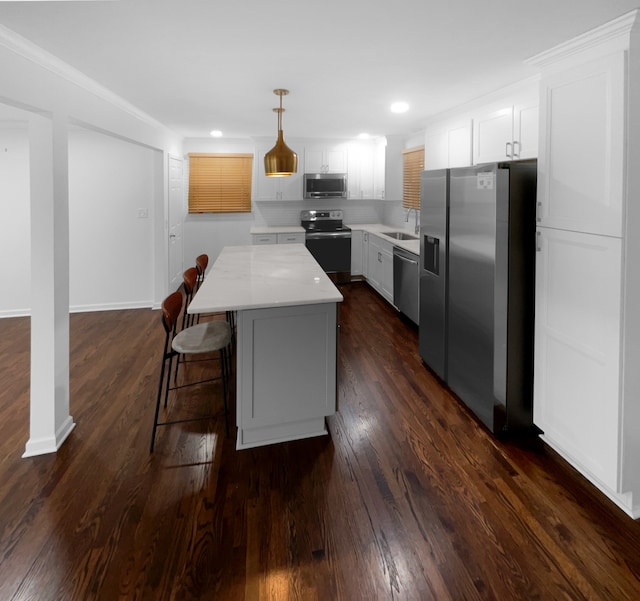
[188,153,253,213]
[402,146,425,210]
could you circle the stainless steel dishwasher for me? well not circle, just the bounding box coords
[393,247,419,325]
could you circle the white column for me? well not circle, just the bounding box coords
[23,112,75,457]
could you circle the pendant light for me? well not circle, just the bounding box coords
[264,89,298,177]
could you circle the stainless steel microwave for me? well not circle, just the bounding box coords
[304,173,348,199]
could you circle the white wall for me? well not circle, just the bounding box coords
[0,126,161,317]
[181,138,256,269]
[0,27,184,316]
[68,129,157,311]
[0,125,30,315]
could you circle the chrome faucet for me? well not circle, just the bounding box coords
[405,207,419,235]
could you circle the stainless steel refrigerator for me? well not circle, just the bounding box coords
[419,161,537,433]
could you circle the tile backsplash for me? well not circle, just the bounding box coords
[253,198,385,226]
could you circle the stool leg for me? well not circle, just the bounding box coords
[221,346,230,437]
[151,352,168,452]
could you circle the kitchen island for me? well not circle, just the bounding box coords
[188,244,343,449]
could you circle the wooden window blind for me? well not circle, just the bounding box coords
[188,153,253,213]
[402,146,425,210]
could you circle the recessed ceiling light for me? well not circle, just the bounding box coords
[210,130,223,137]
[390,102,409,114]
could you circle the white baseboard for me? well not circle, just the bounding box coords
[22,416,76,458]
[0,301,155,319]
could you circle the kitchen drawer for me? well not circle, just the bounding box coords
[252,234,277,245]
[277,233,305,244]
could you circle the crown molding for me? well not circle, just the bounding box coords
[0,23,166,131]
[526,9,639,68]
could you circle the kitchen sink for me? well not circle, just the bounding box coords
[384,231,418,241]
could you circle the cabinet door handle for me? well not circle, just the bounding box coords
[536,231,542,252]
[513,140,520,158]
[536,202,542,222]
[505,142,512,158]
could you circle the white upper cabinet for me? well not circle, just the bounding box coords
[347,142,373,199]
[472,89,538,164]
[254,139,304,201]
[424,120,472,170]
[514,101,539,161]
[304,144,347,173]
[536,54,625,237]
[423,82,537,171]
[473,108,515,163]
[373,140,386,199]
[253,138,385,201]
[347,139,386,200]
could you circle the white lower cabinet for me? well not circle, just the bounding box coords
[534,228,622,493]
[367,233,394,304]
[362,232,370,278]
[252,231,305,245]
[251,233,277,245]
[277,232,305,244]
[350,230,364,276]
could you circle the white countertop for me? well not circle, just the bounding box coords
[347,223,420,255]
[250,225,305,234]
[188,244,343,313]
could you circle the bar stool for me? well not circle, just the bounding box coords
[193,258,236,346]
[195,254,208,291]
[150,290,232,452]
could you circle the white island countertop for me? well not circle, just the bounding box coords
[188,244,343,314]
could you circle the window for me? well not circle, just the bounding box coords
[402,146,424,210]
[188,153,253,213]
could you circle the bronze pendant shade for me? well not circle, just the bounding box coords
[264,89,298,177]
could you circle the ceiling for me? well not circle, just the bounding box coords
[0,0,638,140]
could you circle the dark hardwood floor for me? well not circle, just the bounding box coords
[1,281,639,600]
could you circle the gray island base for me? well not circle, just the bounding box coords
[188,244,343,449]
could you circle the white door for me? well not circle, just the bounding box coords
[168,155,184,292]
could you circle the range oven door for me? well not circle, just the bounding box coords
[305,231,352,282]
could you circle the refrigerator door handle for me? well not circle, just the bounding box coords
[433,238,439,273]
